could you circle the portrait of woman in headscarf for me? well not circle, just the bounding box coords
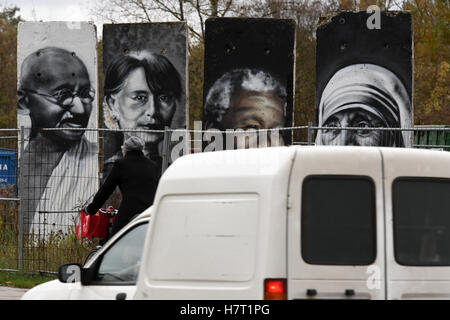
[315,64,412,147]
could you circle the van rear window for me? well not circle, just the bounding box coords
[301,176,376,265]
[393,178,450,266]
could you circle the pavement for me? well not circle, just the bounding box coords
[0,286,29,300]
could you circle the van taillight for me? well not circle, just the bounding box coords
[264,279,287,300]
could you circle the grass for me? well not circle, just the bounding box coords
[0,270,56,289]
[1,223,99,273]
[0,185,100,273]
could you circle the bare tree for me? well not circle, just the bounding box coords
[235,0,340,34]
[89,0,237,43]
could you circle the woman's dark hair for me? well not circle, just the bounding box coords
[104,52,182,100]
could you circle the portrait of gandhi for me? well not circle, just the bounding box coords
[315,64,412,147]
[103,51,182,169]
[18,47,95,147]
[204,68,287,146]
[17,46,98,234]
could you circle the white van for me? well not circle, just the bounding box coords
[22,209,152,300]
[134,146,450,300]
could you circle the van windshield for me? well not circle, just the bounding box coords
[393,178,450,266]
[301,175,376,265]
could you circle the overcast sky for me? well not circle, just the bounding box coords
[3,0,96,20]
[1,0,106,32]
[2,0,405,37]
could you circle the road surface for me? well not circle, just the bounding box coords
[0,286,28,300]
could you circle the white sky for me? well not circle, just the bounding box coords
[1,0,106,33]
[2,0,406,39]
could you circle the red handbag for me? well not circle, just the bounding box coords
[76,208,113,240]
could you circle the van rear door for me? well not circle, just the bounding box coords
[287,147,385,300]
[382,149,450,299]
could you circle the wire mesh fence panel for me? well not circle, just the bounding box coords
[413,126,450,151]
[17,128,100,273]
[311,126,450,150]
[0,130,20,271]
[0,126,449,273]
[312,126,414,147]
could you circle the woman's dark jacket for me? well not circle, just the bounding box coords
[86,150,159,236]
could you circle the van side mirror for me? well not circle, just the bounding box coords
[58,263,82,283]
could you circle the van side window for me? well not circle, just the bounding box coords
[393,178,450,266]
[95,223,148,284]
[301,176,376,265]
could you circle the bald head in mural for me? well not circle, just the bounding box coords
[18,47,95,149]
[18,47,98,234]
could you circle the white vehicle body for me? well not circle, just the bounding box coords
[134,146,450,300]
[22,209,152,300]
[21,146,450,300]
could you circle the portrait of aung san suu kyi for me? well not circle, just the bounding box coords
[102,50,183,167]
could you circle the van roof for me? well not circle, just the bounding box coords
[153,146,449,204]
[163,146,450,183]
[163,146,295,180]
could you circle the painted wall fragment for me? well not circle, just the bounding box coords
[203,18,296,147]
[102,22,188,175]
[17,22,99,235]
[315,11,413,147]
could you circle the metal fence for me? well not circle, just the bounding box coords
[0,125,449,274]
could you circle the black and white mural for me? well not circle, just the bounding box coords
[202,18,296,146]
[102,23,188,176]
[17,22,99,235]
[315,11,413,147]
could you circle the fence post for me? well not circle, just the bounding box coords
[161,126,170,175]
[307,122,313,145]
[18,126,24,272]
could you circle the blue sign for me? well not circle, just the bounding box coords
[0,148,17,185]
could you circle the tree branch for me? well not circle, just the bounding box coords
[136,0,152,22]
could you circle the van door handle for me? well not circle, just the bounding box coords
[345,289,355,297]
[306,289,317,297]
[116,292,127,300]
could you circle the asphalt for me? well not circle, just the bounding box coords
[0,286,29,300]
